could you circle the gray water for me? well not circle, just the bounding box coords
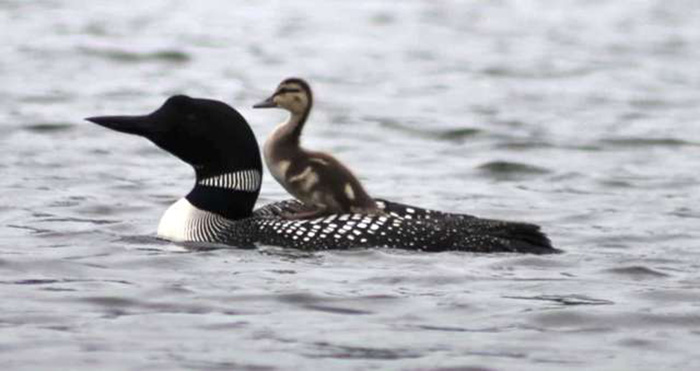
[2,0,700,370]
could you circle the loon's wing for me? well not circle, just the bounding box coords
[246,199,557,254]
[252,198,463,219]
[252,199,308,217]
[377,198,555,253]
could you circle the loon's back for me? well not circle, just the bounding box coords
[234,199,555,253]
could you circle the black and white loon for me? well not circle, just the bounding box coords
[253,78,381,219]
[87,95,557,253]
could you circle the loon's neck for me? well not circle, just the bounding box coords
[186,168,262,220]
[157,167,262,242]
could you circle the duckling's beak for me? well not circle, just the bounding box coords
[253,95,277,109]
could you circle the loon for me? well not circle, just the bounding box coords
[87,95,557,253]
[253,78,381,219]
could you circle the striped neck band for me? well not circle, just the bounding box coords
[197,169,261,192]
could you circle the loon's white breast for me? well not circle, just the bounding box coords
[157,197,238,243]
[157,198,198,242]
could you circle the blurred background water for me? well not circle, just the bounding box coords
[1,0,700,369]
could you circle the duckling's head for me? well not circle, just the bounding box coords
[253,77,313,115]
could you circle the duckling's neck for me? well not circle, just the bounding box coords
[264,105,311,186]
[274,104,311,146]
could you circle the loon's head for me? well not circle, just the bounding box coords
[87,95,263,220]
[253,78,313,115]
[87,95,261,175]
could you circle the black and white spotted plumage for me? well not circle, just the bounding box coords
[180,199,555,254]
[88,95,557,254]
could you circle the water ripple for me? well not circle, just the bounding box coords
[78,47,191,63]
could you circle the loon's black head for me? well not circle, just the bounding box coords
[87,95,263,220]
[87,95,261,174]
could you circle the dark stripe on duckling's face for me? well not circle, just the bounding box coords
[276,87,302,94]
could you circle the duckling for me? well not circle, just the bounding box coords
[253,78,381,219]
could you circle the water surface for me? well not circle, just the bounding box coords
[2,0,700,370]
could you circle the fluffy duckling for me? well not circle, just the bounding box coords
[253,78,381,219]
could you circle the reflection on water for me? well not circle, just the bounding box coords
[2,0,700,370]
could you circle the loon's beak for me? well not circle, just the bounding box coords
[86,115,159,137]
[252,95,277,109]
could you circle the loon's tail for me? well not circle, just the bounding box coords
[491,221,557,254]
[447,217,558,254]
[376,199,558,254]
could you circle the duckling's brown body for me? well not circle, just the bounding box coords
[254,78,380,219]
